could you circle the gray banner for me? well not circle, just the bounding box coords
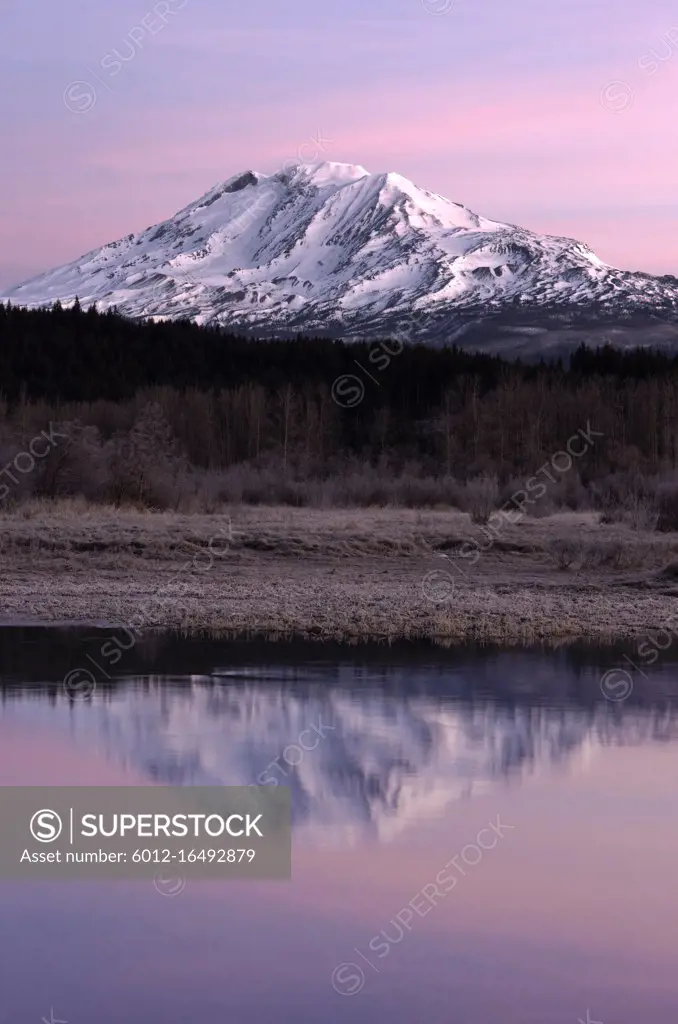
[0,786,290,880]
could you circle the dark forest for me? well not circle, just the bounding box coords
[2,300,678,515]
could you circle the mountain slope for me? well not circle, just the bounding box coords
[5,161,678,350]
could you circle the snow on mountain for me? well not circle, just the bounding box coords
[5,160,678,348]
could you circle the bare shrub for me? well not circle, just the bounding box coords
[499,471,588,518]
[622,542,655,570]
[499,477,545,517]
[103,403,187,508]
[33,421,109,501]
[623,496,658,532]
[552,538,656,571]
[320,470,394,508]
[525,498,557,519]
[176,464,468,511]
[390,473,462,509]
[599,506,625,526]
[460,474,499,524]
[583,539,623,569]
[592,472,655,521]
[548,472,590,511]
[543,538,585,570]
[584,540,637,570]
[591,471,659,531]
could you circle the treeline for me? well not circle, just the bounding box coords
[0,299,507,404]
[2,301,678,511]
[5,298,678,402]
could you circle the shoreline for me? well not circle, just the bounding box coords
[1,504,677,645]
[0,581,673,646]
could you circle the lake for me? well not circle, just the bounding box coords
[1,626,677,1023]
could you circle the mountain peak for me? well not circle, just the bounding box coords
[4,161,678,351]
[274,160,370,188]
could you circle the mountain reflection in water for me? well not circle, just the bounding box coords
[3,629,678,845]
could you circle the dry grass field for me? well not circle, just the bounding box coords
[2,499,678,643]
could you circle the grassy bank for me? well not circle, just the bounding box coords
[1,501,678,643]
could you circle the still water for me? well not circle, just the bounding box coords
[1,628,678,1023]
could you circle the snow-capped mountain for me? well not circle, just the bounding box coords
[5,161,678,351]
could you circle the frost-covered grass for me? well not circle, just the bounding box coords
[1,501,678,642]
